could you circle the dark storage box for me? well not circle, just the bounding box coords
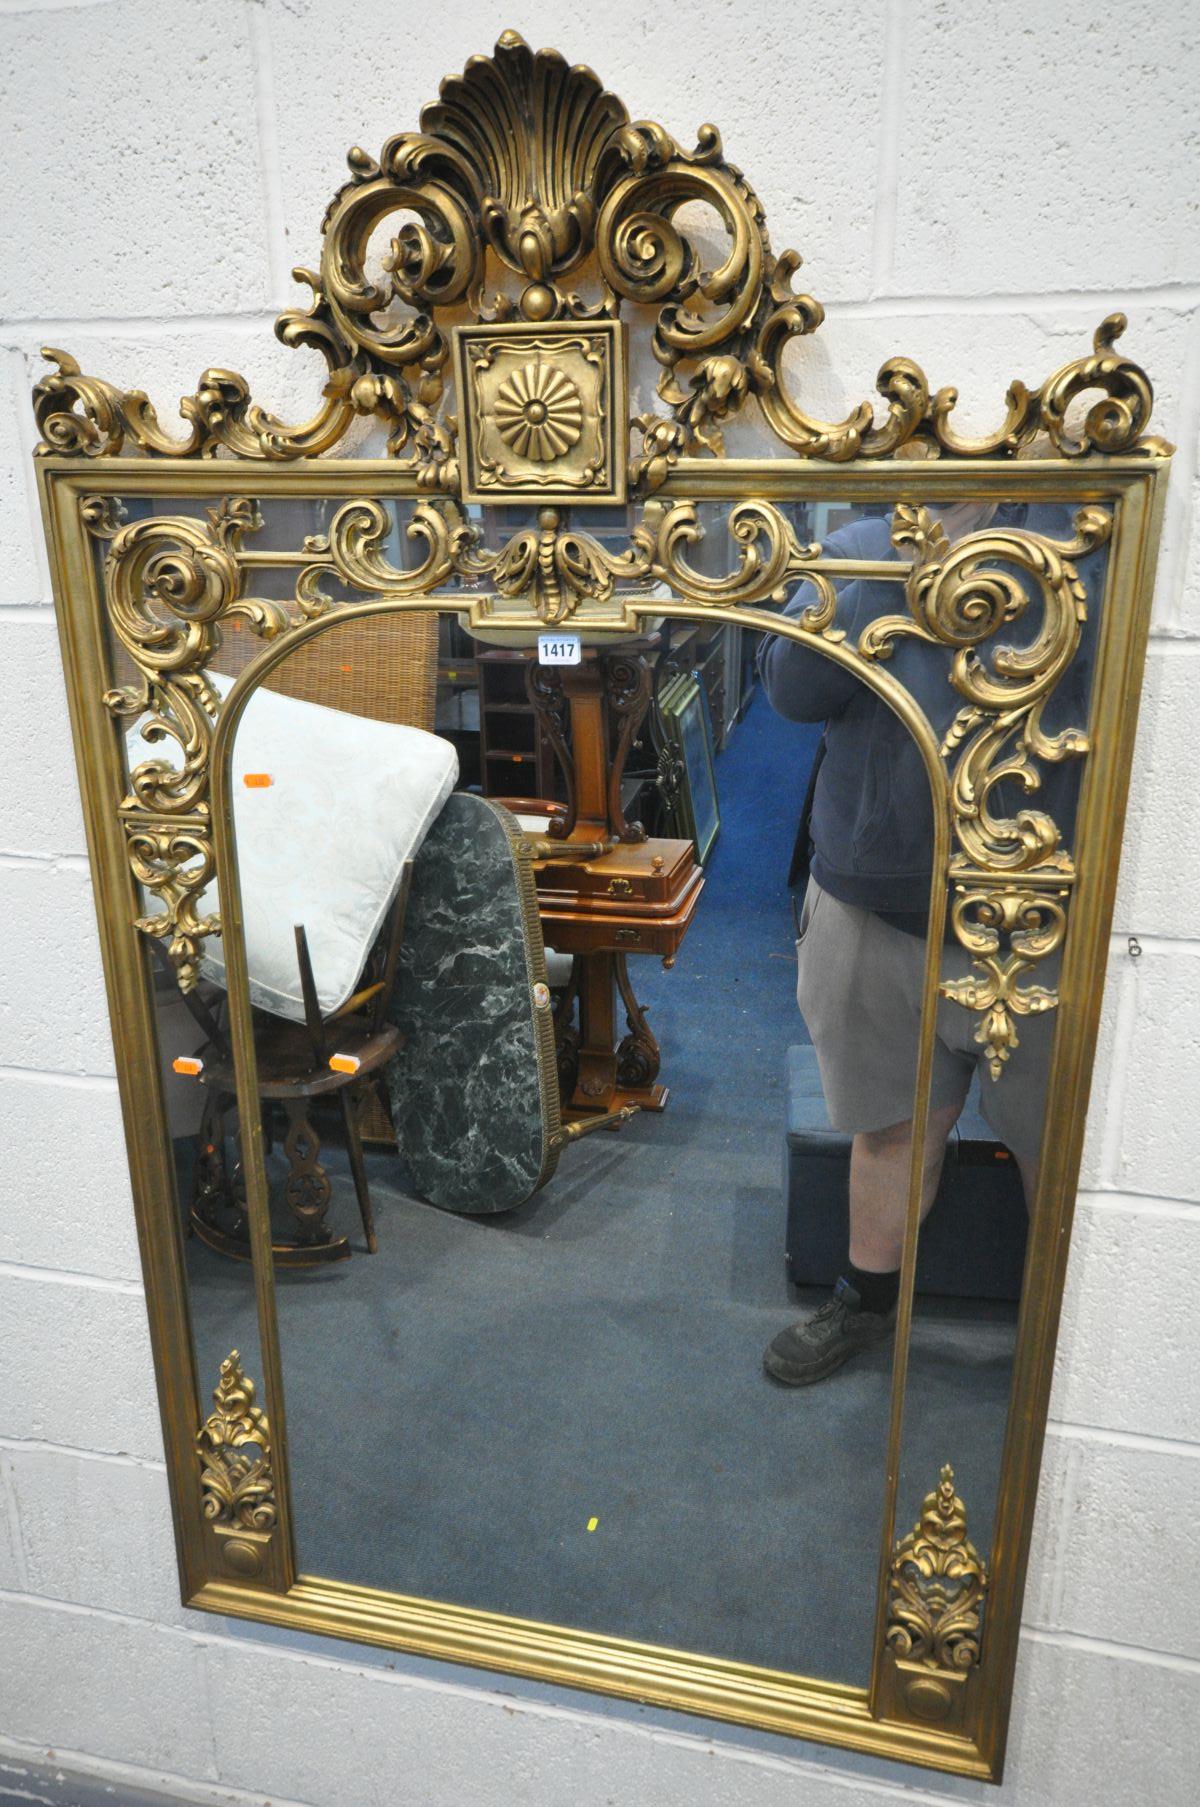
[784,1044,1028,1303]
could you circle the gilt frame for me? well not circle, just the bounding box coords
[31,32,1170,1782]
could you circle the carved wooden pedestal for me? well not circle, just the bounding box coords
[519,644,703,1117]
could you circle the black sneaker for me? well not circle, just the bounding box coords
[763,1278,896,1386]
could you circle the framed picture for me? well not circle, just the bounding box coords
[661,672,721,865]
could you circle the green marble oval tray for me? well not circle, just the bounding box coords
[384,792,562,1213]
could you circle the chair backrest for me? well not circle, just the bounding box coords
[218,612,440,730]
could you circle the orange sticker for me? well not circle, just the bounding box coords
[340,664,352,673]
[173,1055,203,1077]
[243,773,273,789]
[329,1052,361,1075]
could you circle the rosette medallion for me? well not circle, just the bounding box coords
[453,319,627,504]
[494,363,584,462]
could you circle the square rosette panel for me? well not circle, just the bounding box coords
[453,319,627,506]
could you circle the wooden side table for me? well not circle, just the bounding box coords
[506,640,704,1116]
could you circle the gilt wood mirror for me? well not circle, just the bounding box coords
[32,32,1170,1783]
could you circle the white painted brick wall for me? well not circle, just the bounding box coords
[1,2,1198,1802]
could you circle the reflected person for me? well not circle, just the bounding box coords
[758,496,1098,1386]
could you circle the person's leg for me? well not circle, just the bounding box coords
[764,1092,967,1386]
[771,883,971,1385]
[849,1095,969,1273]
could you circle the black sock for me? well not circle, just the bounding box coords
[838,1262,900,1315]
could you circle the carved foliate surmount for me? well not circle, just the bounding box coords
[32,33,1167,484]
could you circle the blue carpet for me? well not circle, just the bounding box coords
[185,689,1014,1687]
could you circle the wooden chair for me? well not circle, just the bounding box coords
[177,608,442,1244]
[186,864,413,1266]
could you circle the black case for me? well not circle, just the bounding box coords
[783,1043,1028,1303]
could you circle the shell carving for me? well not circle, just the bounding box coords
[420,29,628,277]
[493,363,584,461]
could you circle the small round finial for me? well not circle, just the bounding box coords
[904,1677,952,1723]
[221,1538,263,1578]
[521,281,557,320]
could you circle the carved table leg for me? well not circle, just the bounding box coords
[568,951,668,1116]
[615,952,662,1090]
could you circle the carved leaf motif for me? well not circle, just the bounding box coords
[857,506,1109,1071]
[196,1352,277,1535]
[30,43,1168,470]
[886,1467,987,1672]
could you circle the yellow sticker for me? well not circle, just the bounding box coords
[586,1517,598,1532]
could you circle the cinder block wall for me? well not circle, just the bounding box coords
[2,4,1198,1803]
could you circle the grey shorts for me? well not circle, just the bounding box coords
[795,880,1054,1165]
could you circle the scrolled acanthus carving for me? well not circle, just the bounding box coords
[96,488,1102,1083]
[30,37,1167,481]
[197,1350,277,1537]
[859,502,1109,1075]
[886,1466,987,1674]
[96,498,287,991]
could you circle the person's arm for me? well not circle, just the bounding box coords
[758,517,897,723]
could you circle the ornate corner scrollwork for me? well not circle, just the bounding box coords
[95,497,291,990]
[30,37,1167,478]
[860,503,1109,1077]
[197,1351,276,1578]
[880,1466,988,1729]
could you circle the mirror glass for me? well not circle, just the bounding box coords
[894,499,1106,1572]
[114,484,1109,1687]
